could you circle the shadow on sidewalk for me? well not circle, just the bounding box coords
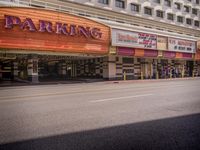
[1,113,200,150]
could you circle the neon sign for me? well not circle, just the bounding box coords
[4,15,102,39]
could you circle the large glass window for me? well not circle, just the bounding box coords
[167,13,174,21]
[115,0,125,9]
[194,20,200,27]
[174,2,181,10]
[164,0,171,7]
[186,18,192,25]
[144,7,152,15]
[184,6,190,13]
[156,10,164,18]
[154,0,160,3]
[131,3,140,12]
[192,8,198,15]
[177,16,184,23]
[122,57,134,64]
[98,0,109,5]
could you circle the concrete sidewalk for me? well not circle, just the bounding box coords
[0,77,199,87]
[107,77,200,84]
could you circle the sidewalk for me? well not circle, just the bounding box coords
[0,78,105,87]
[0,77,199,87]
[107,77,200,84]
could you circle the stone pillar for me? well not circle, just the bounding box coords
[103,56,116,80]
[62,62,67,78]
[13,62,18,80]
[27,56,39,83]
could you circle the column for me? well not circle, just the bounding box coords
[13,61,18,80]
[27,56,39,83]
[61,62,67,79]
[103,56,116,80]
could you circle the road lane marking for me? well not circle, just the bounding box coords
[0,84,189,102]
[90,93,154,103]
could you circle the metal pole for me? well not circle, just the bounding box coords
[123,71,126,81]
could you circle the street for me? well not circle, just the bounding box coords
[0,79,200,150]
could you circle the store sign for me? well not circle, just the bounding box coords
[4,15,102,39]
[109,46,117,55]
[163,51,176,58]
[0,8,110,55]
[182,53,193,59]
[157,36,167,50]
[168,38,196,53]
[112,29,157,49]
[144,50,158,57]
[117,47,134,56]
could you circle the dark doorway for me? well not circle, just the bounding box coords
[186,61,194,77]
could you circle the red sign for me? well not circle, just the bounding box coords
[144,50,158,57]
[117,47,134,56]
[163,51,176,58]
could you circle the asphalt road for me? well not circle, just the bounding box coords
[0,79,200,150]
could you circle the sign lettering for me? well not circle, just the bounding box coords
[4,15,102,39]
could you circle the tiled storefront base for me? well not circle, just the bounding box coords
[108,56,200,80]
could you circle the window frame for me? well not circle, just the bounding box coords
[115,0,125,9]
[154,0,161,3]
[186,18,192,25]
[167,13,174,21]
[156,10,164,18]
[131,3,140,12]
[184,5,190,13]
[192,8,198,15]
[194,20,200,27]
[174,2,181,10]
[98,0,109,5]
[164,0,171,7]
[144,7,152,16]
[177,16,184,23]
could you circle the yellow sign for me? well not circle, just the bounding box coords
[158,51,163,57]
[109,46,117,55]
[157,36,167,50]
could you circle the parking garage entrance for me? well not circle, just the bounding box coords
[0,53,105,83]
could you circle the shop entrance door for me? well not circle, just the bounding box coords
[186,61,194,77]
[66,61,77,79]
[0,60,13,81]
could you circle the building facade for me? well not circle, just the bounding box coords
[0,0,200,82]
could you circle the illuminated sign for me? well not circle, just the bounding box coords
[168,38,196,53]
[157,36,167,50]
[4,15,102,39]
[112,28,157,49]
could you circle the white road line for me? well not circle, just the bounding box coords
[90,93,154,103]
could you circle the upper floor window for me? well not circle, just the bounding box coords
[194,20,200,27]
[196,0,199,4]
[184,6,190,12]
[167,13,174,21]
[98,0,109,5]
[186,18,192,25]
[192,8,198,15]
[177,16,184,23]
[156,10,164,18]
[144,7,152,15]
[164,0,171,7]
[174,2,181,10]
[131,3,140,12]
[154,0,161,3]
[115,0,125,9]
